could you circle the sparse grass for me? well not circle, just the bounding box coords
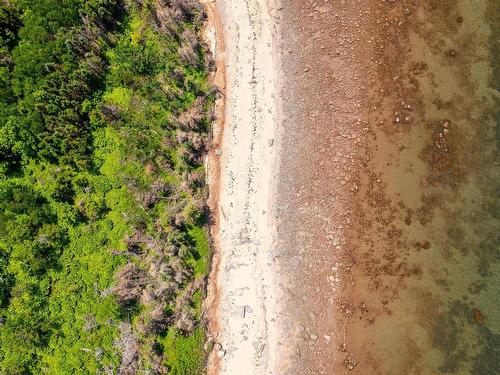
[188,225,211,277]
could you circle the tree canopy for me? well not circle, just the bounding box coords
[0,0,213,373]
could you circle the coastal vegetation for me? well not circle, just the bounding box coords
[0,0,214,373]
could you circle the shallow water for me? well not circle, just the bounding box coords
[275,0,499,373]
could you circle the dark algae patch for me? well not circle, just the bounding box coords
[0,0,214,373]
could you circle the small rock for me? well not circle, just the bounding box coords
[473,308,485,324]
[345,356,358,370]
[416,240,430,250]
[217,349,226,358]
[215,148,222,156]
[268,138,274,147]
[309,333,318,341]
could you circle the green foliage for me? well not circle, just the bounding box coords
[0,0,212,373]
[161,327,206,375]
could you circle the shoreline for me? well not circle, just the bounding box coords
[205,0,498,374]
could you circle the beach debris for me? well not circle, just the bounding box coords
[268,138,274,147]
[215,148,222,156]
[309,333,318,341]
[242,305,253,318]
[324,335,331,344]
[213,342,226,358]
[473,308,485,325]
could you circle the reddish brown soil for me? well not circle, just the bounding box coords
[202,1,226,373]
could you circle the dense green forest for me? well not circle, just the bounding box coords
[0,0,214,373]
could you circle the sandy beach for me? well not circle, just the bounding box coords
[204,0,283,374]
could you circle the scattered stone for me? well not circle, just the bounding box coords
[473,308,485,325]
[344,355,358,370]
[401,101,413,111]
[217,349,226,358]
[215,148,222,156]
[268,138,274,147]
[416,240,431,250]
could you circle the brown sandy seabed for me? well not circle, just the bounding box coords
[274,0,499,374]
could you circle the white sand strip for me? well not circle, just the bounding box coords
[206,0,282,373]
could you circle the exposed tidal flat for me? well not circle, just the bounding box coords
[274,0,499,374]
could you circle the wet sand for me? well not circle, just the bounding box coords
[275,0,499,374]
